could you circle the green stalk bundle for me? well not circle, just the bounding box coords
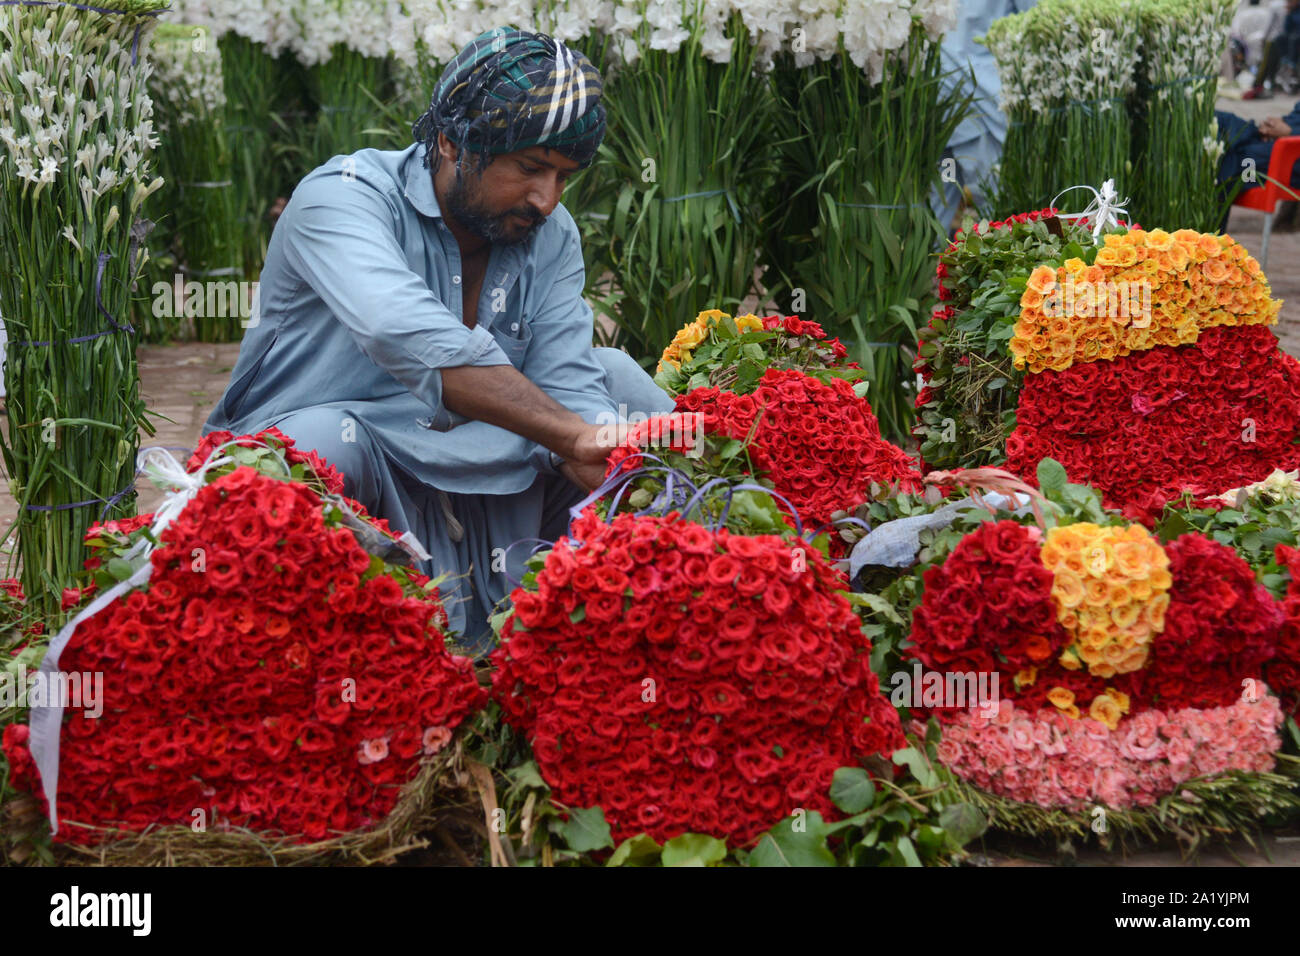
[1131,0,1236,232]
[149,22,244,342]
[297,46,393,170]
[985,0,1140,219]
[218,31,285,281]
[766,26,970,444]
[588,10,782,364]
[0,0,165,624]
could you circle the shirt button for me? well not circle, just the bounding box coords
[452,275,461,284]
[511,322,519,332]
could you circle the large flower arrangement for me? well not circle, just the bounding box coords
[658,311,921,542]
[886,471,1300,813]
[916,218,1299,519]
[1,429,486,846]
[490,499,906,849]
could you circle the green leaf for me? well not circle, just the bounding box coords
[558,806,614,853]
[1036,457,1068,496]
[607,833,662,867]
[938,802,988,846]
[892,835,923,867]
[847,591,905,626]
[829,767,876,814]
[509,760,548,791]
[892,746,939,789]
[106,557,135,581]
[748,812,836,867]
[569,605,586,624]
[661,833,728,867]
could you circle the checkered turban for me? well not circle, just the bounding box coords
[412,27,607,174]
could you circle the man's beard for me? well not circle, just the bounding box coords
[444,159,545,246]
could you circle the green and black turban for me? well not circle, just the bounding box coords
[412,27,606,174]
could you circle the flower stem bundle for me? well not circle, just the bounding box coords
[984,0,1141,217]
[148,22,244,342]
[767,22,969,444]
[1131,0,1235,232]
[587,8,780,363]
[0,0,164,624]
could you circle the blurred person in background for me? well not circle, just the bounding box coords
[930,0,1038,236]
[1243,0,1300,98]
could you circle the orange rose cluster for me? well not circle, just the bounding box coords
[1009,228,1280,374]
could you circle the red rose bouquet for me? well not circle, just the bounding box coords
[895,505,1297,812]
[490,507,905,848]
[2,431,486,847]
[675,368,922,540]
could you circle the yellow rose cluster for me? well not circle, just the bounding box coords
[658,309,764,374]
[1009,228,1280,374]
[1044,686,1133,729]
[1040,523,1173,679]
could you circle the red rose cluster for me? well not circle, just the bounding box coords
[190,426,346,495]
[3,466,485,843]
[1135,535,1283,710]
[905,521,1300,724]
[908,521,1070,690]
[675,368,922,534]
[1269,545,1300,716]
[490,508,905,847]
[758,314,851,362]
[1006,326,1300,520]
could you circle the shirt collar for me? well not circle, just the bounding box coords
[402,142,443,220]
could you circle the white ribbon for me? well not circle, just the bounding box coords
[28,441,265,831]
[27,438,435,830]
[1050,178,1132,243]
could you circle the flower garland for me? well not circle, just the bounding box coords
[1010,229,1279,375]
[490,508,905,847]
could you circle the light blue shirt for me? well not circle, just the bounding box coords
[203,140,617,495]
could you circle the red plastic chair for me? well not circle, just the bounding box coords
[1232,134,1300,271]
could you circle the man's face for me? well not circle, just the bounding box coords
[440,137,581,246]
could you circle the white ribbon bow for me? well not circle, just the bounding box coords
[1050,178,1132,243]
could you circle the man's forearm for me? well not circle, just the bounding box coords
[440,363,589,460]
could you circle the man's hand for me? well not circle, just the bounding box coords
[1261,116,1293,140]
[557,421,631,492]
[438,364,632,491]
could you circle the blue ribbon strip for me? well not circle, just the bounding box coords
[661,188,742,224]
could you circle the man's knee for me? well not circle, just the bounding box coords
[592,346,677,418]
[272,406,377,500]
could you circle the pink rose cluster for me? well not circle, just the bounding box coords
[925,695,1284,809]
